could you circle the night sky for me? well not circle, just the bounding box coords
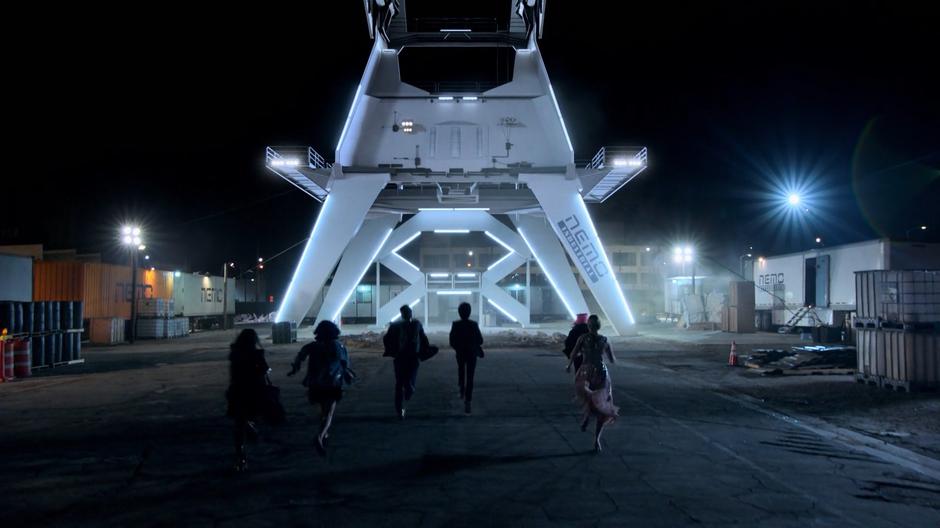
[7,2,939,297]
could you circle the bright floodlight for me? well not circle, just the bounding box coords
[815,237,822,243]
[922,226,928,231]
[121,226,132,235]
[132,227,141,236]
[122,235,133,245]
[787,193,801,206]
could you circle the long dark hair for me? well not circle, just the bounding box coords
[231,328,262,353]
[314,320,340,341]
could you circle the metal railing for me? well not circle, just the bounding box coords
[585,146,648,170]
[265,146,331,170]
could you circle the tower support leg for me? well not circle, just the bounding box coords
[512,214,590,321]
[316,214,399,324]
[519,174,636,335]
[276,173,389,323]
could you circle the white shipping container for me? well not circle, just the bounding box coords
[754,240,940,326]
[172,274,235,318]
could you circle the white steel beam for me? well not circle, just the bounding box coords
[520,173,636,335]
[512,213,590,322]
[317,214,399,323]
[275,173,389,323]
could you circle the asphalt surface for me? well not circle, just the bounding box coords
[1,329,938,527]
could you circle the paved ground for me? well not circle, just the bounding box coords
[1,327,939,527]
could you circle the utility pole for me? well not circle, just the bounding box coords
[129,247,138,343]
[222,263,229,330]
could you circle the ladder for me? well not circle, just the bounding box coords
[778,306,811,334]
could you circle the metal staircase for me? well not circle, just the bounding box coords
[778,306,812,334]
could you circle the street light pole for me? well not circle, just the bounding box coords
[130,246,138,343]
[121,225,143,344]
[222,263,228,330]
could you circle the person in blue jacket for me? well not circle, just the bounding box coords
[288,320,353,456]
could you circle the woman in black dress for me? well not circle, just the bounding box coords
[289,320,352,456]
[226,329,269,472]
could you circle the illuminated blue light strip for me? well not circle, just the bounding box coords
[391,298,422,322]
[486,251,515,271]
[277,195,334,322]
[547,83,574,155]
[487,299,519,323]
[484,231,515,253]
[332,228,394,322]
[336,84,363,152]
[575,197,636,324]
[517,227,577,320]
[391,231,421,254]
[392,252,420,272]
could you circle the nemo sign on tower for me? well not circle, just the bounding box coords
[266,0,647,334]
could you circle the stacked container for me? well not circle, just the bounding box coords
[723,281,755,333]
[855,270,940,391]
[136,298,189,339]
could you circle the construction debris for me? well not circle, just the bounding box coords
[744,345,856,376]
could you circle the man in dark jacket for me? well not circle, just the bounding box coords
[563,313,589,374]
[449,302,484,414]
[383,304,429,420]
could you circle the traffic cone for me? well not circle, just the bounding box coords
[728,341,738,367]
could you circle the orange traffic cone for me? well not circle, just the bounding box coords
[728,341,738,367]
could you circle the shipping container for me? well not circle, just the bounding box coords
[857,328,940,391]
[855,270,940,325]
[753,240,940,327]
[171,273,235,318]
[0,253,33,302]
[34,261,176,320]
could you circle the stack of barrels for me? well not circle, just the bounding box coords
[0,299,84,381]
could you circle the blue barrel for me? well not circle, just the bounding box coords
[13,302,23,334]
[72,333,81,361]
[33,301,45,333]
[53,333,63,364]
[45,302,57,332]
[72,301,84,331]
[22,302,34,335]
[30,336,44,368]
[0,301,14,334]
[62,333,73,362]
[60,302,73,330]
[43,334,54,366]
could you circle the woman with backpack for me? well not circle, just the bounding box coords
[288,320,353,456]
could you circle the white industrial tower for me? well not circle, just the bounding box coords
[266,0,647,334]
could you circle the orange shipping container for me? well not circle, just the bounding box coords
[33,261,175,320]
